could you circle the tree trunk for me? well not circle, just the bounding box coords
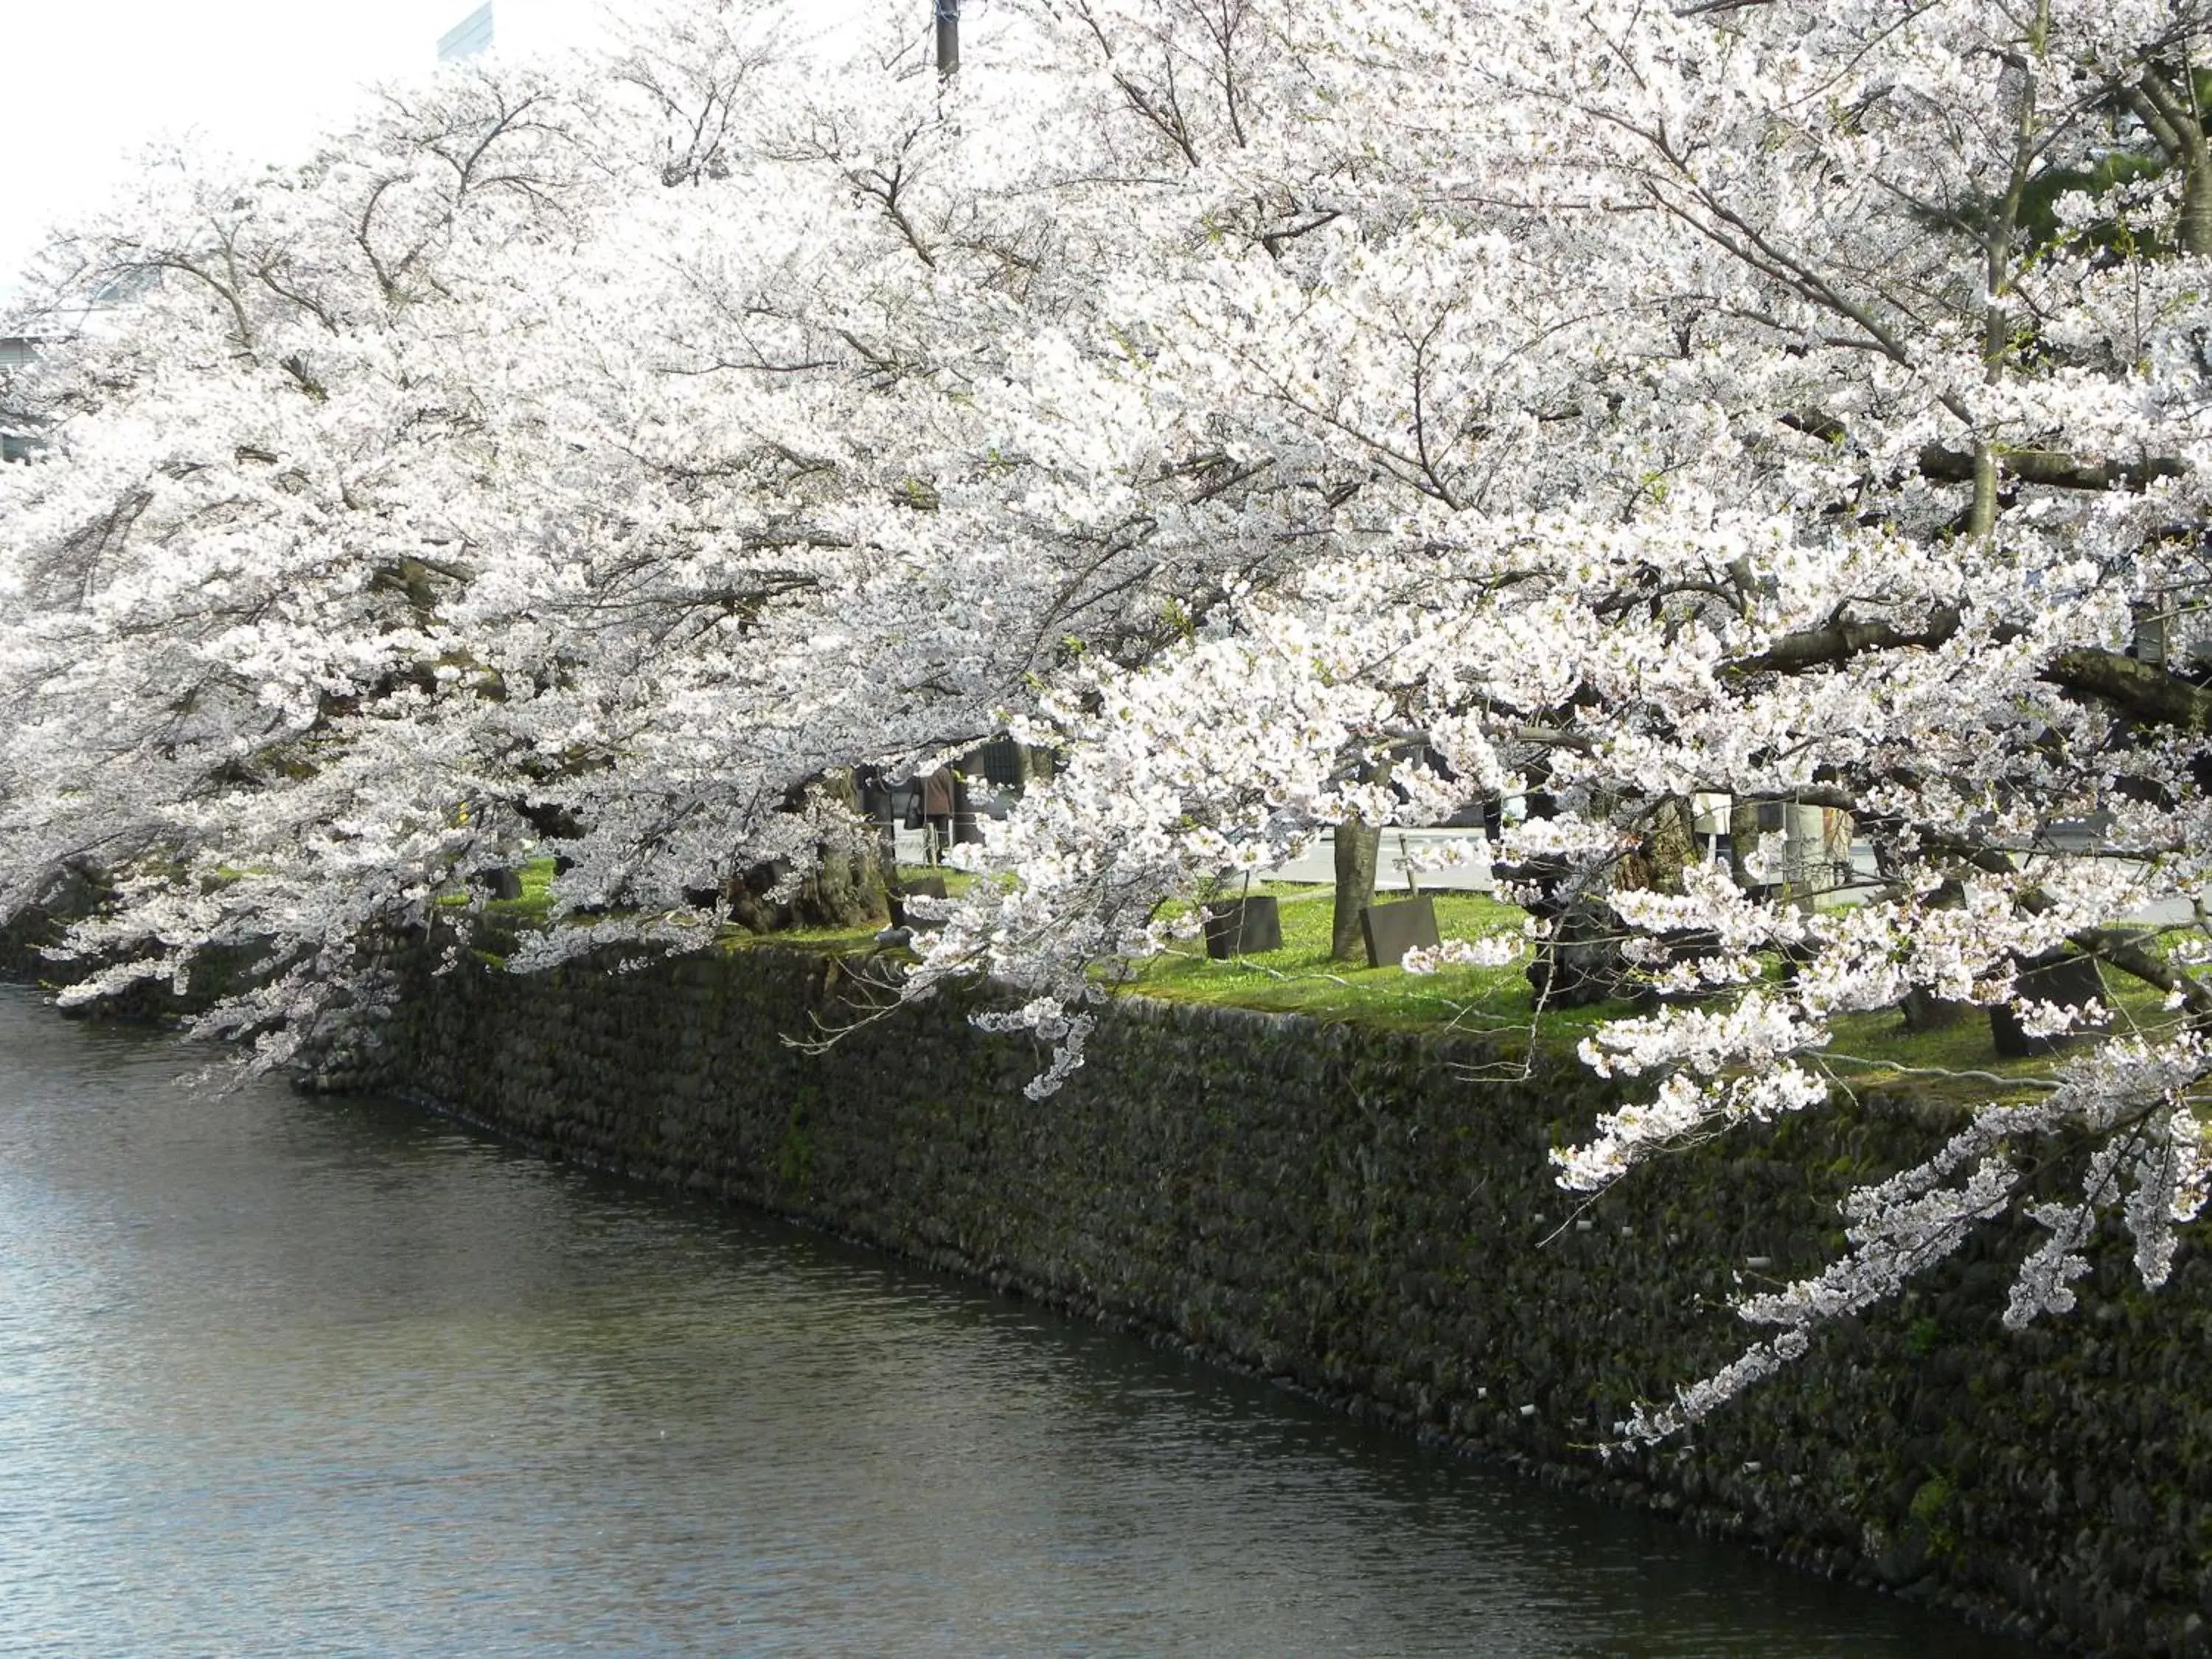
[1620,796,1697,896]
[1527,796,1703,1007]
[1331,817,1381,961]
[726,769,892,932]
[1897,874,1979,1033]
[1726,797,1764,891]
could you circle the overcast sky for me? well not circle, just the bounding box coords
[2,2,450,296]
[0,0,848,305]
[0,1,990,309]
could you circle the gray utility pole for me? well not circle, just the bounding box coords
[936,0,960,75]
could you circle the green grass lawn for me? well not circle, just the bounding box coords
[1820,978,2182,1097]
[1091,880,2186,1082]
[1116,883,1595,1037]
[465,859,2174,1080]
[465,859,978,949]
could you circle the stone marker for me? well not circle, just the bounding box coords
[473,867,525,902]
[1991,951,2109,1058]
[891,874,949,931]
[1362,894,1441,969]
[1203,896,1282,959]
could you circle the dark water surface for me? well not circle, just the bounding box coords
[0,987,2039,1658]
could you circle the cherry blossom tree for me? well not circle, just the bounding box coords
[0,0,1315,1055]
[905,0,2212,1436]
[10,0,2212,1440]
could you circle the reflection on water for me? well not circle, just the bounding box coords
[0,988,2039,1658]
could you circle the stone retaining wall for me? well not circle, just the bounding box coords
[354,936,2212,1658]
[9,904,2207,1655]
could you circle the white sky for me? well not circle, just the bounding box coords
[0,1,989,310]
[0,0,615,305]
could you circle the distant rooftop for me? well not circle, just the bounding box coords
[438,3,494,63]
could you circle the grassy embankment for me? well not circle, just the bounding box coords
[472,861,2178,1086]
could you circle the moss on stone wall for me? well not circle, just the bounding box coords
[19,916,2208,1655]
[359,939,2212,1655]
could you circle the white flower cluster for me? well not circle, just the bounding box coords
[1400,934,1523,975]
[4,0,2212,1435]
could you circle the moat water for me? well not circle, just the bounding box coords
[0,986,2042,1656]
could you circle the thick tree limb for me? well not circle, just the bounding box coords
[1732,606,1961,675]
[1919,443,2187,493]
[2044,647,2212,731]
[2066,922,2212,1018]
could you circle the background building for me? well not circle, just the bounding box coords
[437,3,494,62]
[434,0,602,65]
